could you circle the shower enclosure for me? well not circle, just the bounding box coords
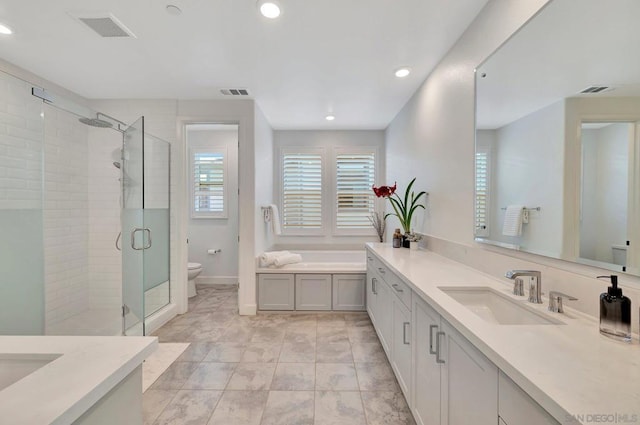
[0,69,170,336]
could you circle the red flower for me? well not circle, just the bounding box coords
[372,182,397,198]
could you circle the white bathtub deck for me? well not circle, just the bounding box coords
[256,250,366,274]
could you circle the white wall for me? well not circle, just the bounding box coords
[254,104,275,255]
[273,130,385,248]
[187,126,239,282]
[489,100,565,257]
[384,0,640,334]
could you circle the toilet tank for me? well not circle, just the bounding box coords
[612,245,627,266]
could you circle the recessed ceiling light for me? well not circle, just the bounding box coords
[166,5,182,16]
[394,67,411,78]
[326,114,335,121]
[0,23,13,35]
[258,0,281,19]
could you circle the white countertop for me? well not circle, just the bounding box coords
[366,243,640,425]
[0,335,157,425]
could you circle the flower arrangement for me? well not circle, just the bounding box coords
[372,177,427,234]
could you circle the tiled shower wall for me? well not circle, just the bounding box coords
[42,104,90,328]
[87,127,122,311]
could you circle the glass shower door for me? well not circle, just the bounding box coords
[142,133,170,317]
[121,117,171,336]
[122,117,146,335]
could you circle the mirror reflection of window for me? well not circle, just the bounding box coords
[579,122,632,269]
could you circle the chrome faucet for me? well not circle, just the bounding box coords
[505,270,543,304]
[548,291,578,313]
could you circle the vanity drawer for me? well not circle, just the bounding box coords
[385,271,412,310]
[366,253,386,276]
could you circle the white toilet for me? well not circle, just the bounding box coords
[187,262,203,298]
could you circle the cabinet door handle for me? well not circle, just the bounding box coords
[429,324,438,354]
[403,322,410,345]
[367,256,373,262]
[372,277,377,295]
[391,283,404,293]
[378,267,386,274]
[436,331,445,364]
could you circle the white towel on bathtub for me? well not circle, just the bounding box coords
[273,253,302,267]
[259,251,290,267]
[502,205,524,236]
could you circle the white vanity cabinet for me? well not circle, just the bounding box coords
[366,247,561,425]
[391,293,412,399]
[366,267,378,324]
[367,255,413,400]
[412,296,498,425]
[374,276,393,354]
[440,319,498,425]
[498,372,560,425]
[412,296,442,425]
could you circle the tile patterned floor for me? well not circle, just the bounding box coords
[145,284,415,425]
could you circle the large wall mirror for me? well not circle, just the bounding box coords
[475,0,640,276]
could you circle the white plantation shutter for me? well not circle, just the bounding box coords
[191,148,226,218]
[282,152,323,230]
[336,152,376,229]
[475,148,490,236]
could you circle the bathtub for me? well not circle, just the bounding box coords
[257,250,366,274]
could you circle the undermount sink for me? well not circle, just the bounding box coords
[439,287,565,325]
[0,354,61,391]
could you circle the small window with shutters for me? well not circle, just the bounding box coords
[281,149,323,232]
[191,147,227,218]
[475,147,491,237]
[335,150,376,231]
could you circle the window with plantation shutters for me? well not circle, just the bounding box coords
[191,147,227,218]
[336,151,376,229]
[282,151,323,231]
[475,148,490,237]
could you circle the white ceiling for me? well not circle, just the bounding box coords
[476,0,640,130]
[0,0,488,130]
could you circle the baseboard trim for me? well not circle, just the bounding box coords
[239,303,257,316]
[195,276,239,285]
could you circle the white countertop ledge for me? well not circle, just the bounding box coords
[366,243,640,425]
[0,335,157,425]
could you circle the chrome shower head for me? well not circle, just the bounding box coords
[79,116,113,128]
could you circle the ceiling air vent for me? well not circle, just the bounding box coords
[72,13,136,38]
[580,86,610,94]
[220,88,250,96]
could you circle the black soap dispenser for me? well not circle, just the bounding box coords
[597,275,631,342]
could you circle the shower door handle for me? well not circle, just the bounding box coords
[131,228,152,250]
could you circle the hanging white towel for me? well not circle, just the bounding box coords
[269,204,282,235]
[502,205,524,236]
[259,250,290,267]
[273,253,303,267]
